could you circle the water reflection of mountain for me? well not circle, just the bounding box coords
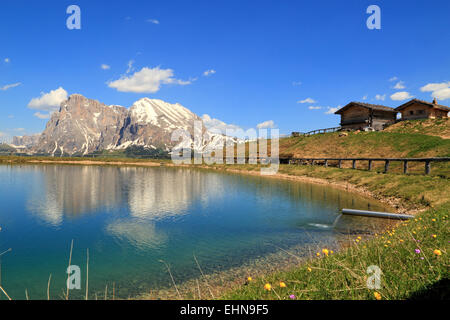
[105,219,168,250]
[26,165,226,226]
[126,167,224,219]
[25,165,388,231]
[27,165,124,226]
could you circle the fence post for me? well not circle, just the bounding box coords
[352,160,356,169]
[368,160,373,171]
[403,161,408,174]
[324,159,328,168]
[384,160,390,173]
[425,160,431,175]
[338,160,342,169]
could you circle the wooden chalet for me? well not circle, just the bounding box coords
[334,102,397,131]
[395,98,449,121]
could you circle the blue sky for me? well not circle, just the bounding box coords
[1,0,449,140]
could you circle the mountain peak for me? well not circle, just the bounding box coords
[18,95,227,156]
[69,93,85,98]
[129,98,198,127]
[64,94,103,107]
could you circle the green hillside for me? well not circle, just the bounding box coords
[280,130,450,159]
[277,119,450,177]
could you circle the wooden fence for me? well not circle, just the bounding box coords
[283,157,450,175]
[292,126,341,137]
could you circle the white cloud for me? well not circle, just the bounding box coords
[202,115,277,133]
[33,112,51,119]
[389,76,398,82]
[1,82,21,91]
[431,88,450,100]
[7,115,14,119]
[108,66,191,93]
[308,106,322,110]
[325,106,339,114]
[14,128,25,132]
[201,114,243,132]
[420,82,450,92]
[147,19,160,24]
[27,87,68,112]
[292,81,302,86]
[203,69,216,77]
[375,94,386,101]
[362,95,368,100]
[256,120,275,129]
[390,91,413,101]
[126,60,135,74]
[4,58,10,63]
[420,81,450,100]
[393,81,405,89]
[297,98,316,104]
[101,64,111,70]
[0,132,9,143]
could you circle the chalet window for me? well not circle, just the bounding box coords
[418,110,425,114]
[409,111,414,115]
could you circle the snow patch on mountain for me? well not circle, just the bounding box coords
[16,94,242,155]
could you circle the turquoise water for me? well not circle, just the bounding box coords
[0,164,392,300]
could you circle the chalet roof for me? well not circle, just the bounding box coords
[334,102,397,115]
[395,99,450,112]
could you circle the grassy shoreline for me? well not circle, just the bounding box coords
[1,156,449,299]
[223,202,449,300]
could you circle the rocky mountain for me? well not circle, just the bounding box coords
[11,134,41,148]
[35,94,127,155]
[26,94,236,156]
[113,98,203,150]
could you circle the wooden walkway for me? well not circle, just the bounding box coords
[282,157,450,175]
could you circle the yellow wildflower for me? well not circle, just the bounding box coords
[433,249,442,256]
[279,282,287,288]
[264,283,272,291]
[374,292,382,300]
